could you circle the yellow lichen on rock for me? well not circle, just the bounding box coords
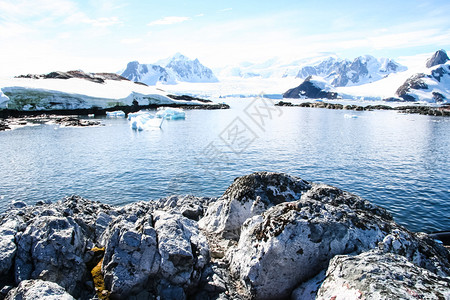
[89,247,109,300]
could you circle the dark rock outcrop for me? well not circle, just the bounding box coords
[426,49,449,68]
[283,76,338,99]
[15,70,129,84]
[396,73,428,101]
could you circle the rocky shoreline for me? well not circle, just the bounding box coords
[276,101,450,116]
[0,172,448,299]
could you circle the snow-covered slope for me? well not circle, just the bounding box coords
[0,71,209,110]
[120,53,218,86]
[396,61,450,103]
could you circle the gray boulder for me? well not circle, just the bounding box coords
[199,172,311,240]
[101,214,160,298]
[316,251,450,300]
[0,220,20,275]
[378,229,450,276]
[101,209,209,298]
[153,210,209,288]
[14,216,88,297]
[228,183,397,299]
[5,279,74,300]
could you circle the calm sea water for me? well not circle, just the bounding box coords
[1,98,449,233]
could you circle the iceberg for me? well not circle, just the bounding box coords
[129,112,164,130]
[155,107,186,120]
[127,110,151,120]
[0,91,9,108]
[106,110,126,118]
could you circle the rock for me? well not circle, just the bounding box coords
[426,49,449,68]
[228,183,397,299]
[154,195,213,221]
[0,226,16,275]
[199,172,311,240]
[14,216,88,297]
[5,279,74,300]
[15,70,129,84]
[283,76,338,99]
[291,270,326,300]
[153,211,209,288]
[101,214,160,298]
[54,117,102,127]
[378,229,450,276]
[316,251,450,300]
[101,209,210,299]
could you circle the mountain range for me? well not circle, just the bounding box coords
[120,53,218,86]
[283,50,450,103]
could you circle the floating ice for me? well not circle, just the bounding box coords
[127,110,152,120]
[129,112,163,130]
[156,107,186,120]
[106,110,126,118]
[344,114,358,119]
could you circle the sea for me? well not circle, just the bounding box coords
[1,97,449,233]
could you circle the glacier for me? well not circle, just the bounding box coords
[0,76,210,111]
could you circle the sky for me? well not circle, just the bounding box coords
[0,0,449,76]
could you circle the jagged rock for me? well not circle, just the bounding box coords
[154,195,214,221]
[426,49,449,68]
[153,211,209,288]
[101,209,209,298]
[316,251,450,300]
[101,214,160,297]
[199,172,311,240]
[378,229,450,276]
[5,279,74,300]
[0,223,17,275]
[57,195,116,245]
[283,76,338,99]
[228,183,397,299]
[14,216,88,297]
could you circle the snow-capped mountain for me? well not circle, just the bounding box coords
[121,61,176,85]
[280,49,450,103]
[296,55,407,87]
[283,76,337,99]
[217,54,406,89]
[120,53,218,86]
[396,50,450,102]
[165,53,218,83]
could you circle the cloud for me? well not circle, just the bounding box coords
[121,38,142,44]
[148,16,191,26]
[219,8,232,12]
